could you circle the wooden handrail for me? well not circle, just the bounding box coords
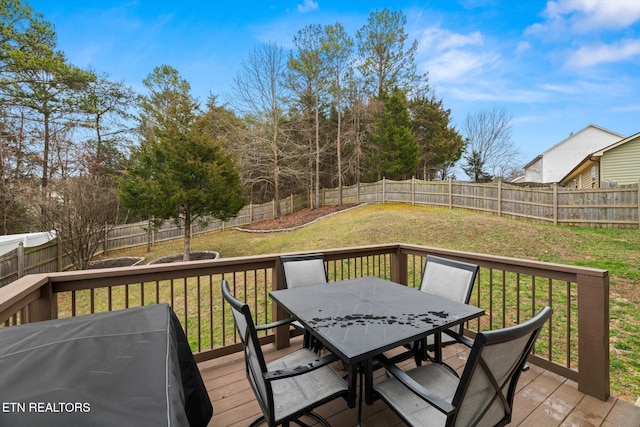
[0,243,609,401]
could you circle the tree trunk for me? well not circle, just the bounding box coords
[183,210,191,262]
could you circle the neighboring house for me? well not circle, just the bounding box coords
[559,131,640,189]
[521,124,624,184]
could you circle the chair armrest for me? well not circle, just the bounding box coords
[442,329,474,348]
[263,353,339,381]
[376,354,455,416]
[255,317,295,332]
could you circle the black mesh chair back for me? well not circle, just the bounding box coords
[221,280,272,420]
[222,280,348,427]
[451,306,552,426]
[374,306,552,427]
[280,253,328,289]
[420,255,479,341]
[280,253,328,350]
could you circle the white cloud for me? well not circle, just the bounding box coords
[535,0,640,33]
[424,49,498,84]
[418,26,484,53]
[416,25,495,85]
[515,41,531,54]
[566,39,640,67]
[297,0,318,13]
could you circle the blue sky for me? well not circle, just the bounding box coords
[28,0,640,167]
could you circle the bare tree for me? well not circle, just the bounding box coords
[462,108,520,181]
[288,24,326,209]
[21,175,120,270]
[231,43,290,217]
[322,22,353,205]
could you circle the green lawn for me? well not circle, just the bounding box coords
[105,203,640,403]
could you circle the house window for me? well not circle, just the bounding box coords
[591,166,597,188]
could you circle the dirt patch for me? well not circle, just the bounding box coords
[240,204,360,231]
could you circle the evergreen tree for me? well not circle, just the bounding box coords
[461,149,493,182]
[119,66,245,260]
[365,87,419,181]
[409,93,465,180]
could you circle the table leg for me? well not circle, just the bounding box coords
[434,332,443,363]
[364,359,375,405]
[347,363,358,408]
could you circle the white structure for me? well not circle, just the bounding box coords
[0,231,56,256]
[522,124,624,184]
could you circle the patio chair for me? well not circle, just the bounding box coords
[221,280,348,427]
[280,253,328,351]
[389,255,479,368]
[374,306,552,427]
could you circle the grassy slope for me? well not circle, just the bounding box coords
[107,203,640,401]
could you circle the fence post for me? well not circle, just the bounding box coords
[553,183,558,225]
[56,238,63,272]
[577,271,610,400]
[103,223,109,256]
[17,242,24,279]
[382,177,386,204]
[411,176,415,205]
[497,180,502,217]
[448,178,453,209]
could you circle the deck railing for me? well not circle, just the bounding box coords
[0,243,609,401]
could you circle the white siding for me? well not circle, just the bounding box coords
[601,136,640,185]
[523,158,543,182]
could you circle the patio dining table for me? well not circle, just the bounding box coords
[270,276,485,410]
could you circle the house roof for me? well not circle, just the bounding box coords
[558,130,640,184]
[592,130,640,156]
[523,124,625,168]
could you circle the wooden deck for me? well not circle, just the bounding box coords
[199,337,640,427]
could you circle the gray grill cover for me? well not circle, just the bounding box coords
[0,304,212,426]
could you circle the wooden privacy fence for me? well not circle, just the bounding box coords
[323,179,640,228]
[1,179,638,286]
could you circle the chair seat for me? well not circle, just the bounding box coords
[375,363,459,427]
[268,348,348,423]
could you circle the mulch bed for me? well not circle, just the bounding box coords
[241,204,359,231]
[87,257,145,269]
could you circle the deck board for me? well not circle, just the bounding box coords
[199,337,640,426]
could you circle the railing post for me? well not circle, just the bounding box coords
[577,272,610,400]
[26,282,55,323]
[272,258,291,350]
[390,246,408,286]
